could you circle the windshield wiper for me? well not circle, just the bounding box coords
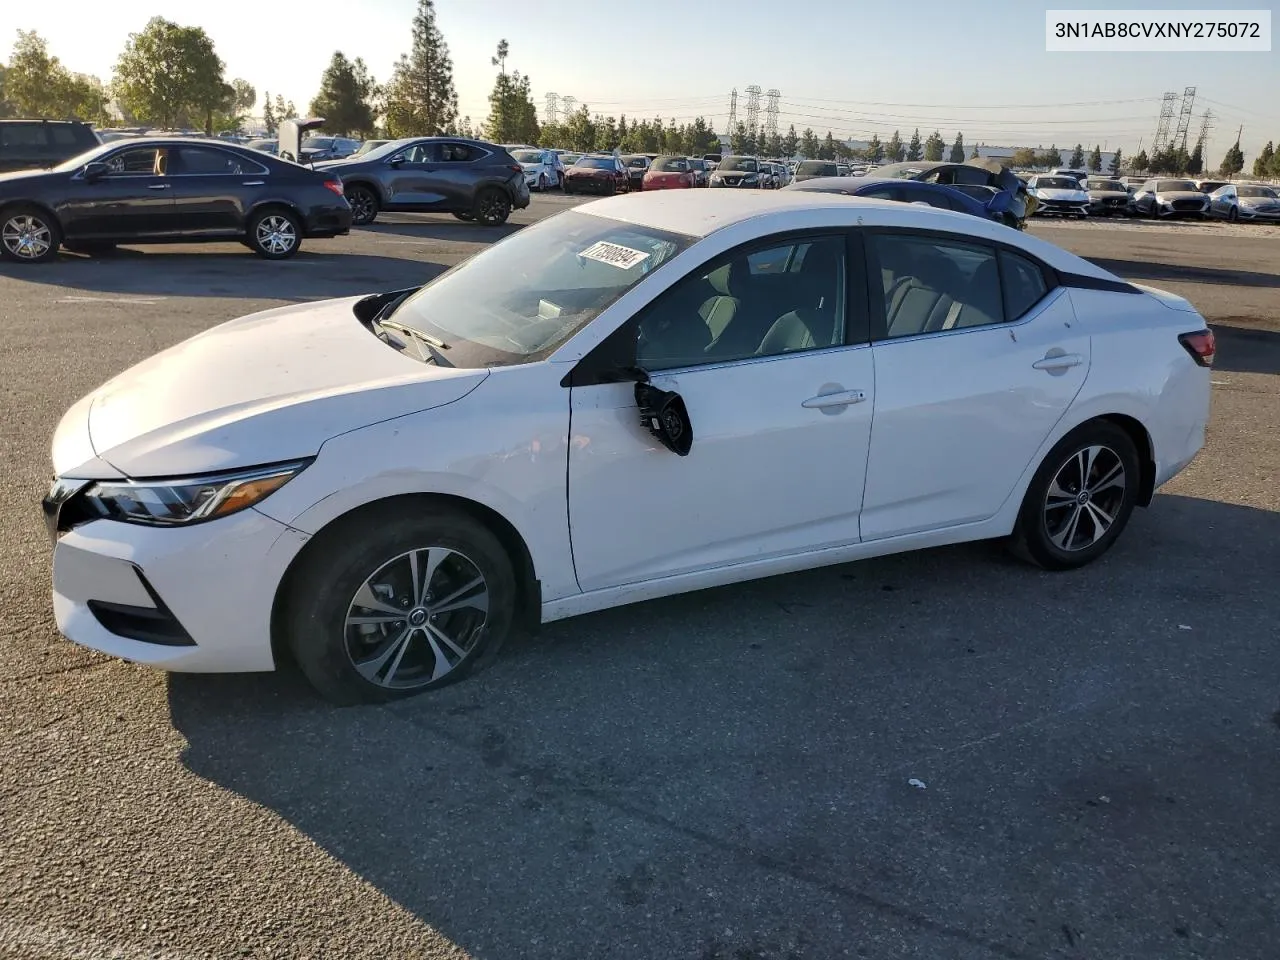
[376,318,453,366]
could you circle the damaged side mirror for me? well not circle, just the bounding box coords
[635,380,693,456]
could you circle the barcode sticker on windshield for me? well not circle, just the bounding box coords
[579,241,650,270]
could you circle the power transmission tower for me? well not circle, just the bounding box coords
[1173,86,1197,151]
[560,95,576,117]
[1151,91,1178,152]
[1194,108,1214,150]
[545,93,559,126]
[727,88,738,132]
[744,85,761,138]
[764,89,780,140]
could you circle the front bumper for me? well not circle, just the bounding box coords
[1034,200,1090,215]
[49,507,305,673]
[1236,206,1280,221]
[512,178,531,209]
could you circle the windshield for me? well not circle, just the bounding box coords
[386,211,694,366]
[796,161,839,176]
[625,157,648,168]
[1239,186,1277,198]
[513,150,543,163]
[651,157,689,172]
[1158,180,1198,192]
[1088,180,1126,191]
[576,157,614,169]
[718,157,757,172]
[1036,177,1083,190]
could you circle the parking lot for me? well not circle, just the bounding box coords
[2,195,1278,960]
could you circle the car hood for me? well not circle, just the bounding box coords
[54,298,487,478]
[1089,190,1129,199]
[0,168,58,188]
[1034,188,1088,201]
[1157,191,1206,202]
[313,157,371,172]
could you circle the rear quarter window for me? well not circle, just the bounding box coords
[1000,251,1050,320]
[1,124,48,148]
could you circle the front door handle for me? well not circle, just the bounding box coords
[802,389,866,409]
[148,183,170,190]
[242,180,265,186]
[1032,353,1084,371]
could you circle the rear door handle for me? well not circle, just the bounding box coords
[1032,353,1084,371]
[148,183,170,190]
[242,180,265,186]
[802,389,866,409]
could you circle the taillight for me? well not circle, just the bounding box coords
[1178,329,1215,367]
[323,179,344,197]
[510,165,522,174]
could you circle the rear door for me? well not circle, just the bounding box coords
[860,230,1091,540]
[167,145,267,235]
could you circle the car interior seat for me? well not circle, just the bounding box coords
[754,242,843,355]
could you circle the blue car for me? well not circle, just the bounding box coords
[782,175,1013,225]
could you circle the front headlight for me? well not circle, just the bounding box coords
[710,175,723,183]
[81,461,310,526]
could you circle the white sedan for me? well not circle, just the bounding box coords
[45,192,1214,703]
[512,148,562,191]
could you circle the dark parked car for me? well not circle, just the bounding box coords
[872,159,1032,228]
[709,156,766,188]
[300,136,361,162]
[783,175,1001,222]
[792,160,841,182]
[315,137,531,226]
[621,154,650,192]
[0,138,351,263]
[0,119,101,173]
[562,155,629,195]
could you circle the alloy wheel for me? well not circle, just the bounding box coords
[255,215,296,255]
[349,190,376,223]
[476,192,510,224]
[1042,445,1127,552]
[2,214,52,260]
[344,546,490,689]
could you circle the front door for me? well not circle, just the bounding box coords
[384,141,448,209]
[61,145,178,240]
[567,232,875,592]
[859,231,1091,541]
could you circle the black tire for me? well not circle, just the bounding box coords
[536,173,548,192]
[284,503,517,705]
[1147,202,1159,220]
[247,208,302,260]
[473,188,512,225]
[346,185,379,226]
[452,211,475,222]
[0,204,61,263]
[1228,206,1239,223]
[1010,420,1141,571]
[563,181,574,195]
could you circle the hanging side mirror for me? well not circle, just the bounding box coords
[635,381,693,456]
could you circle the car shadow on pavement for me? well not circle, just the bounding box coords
[168,494,1280,960]
[1085,257,1280,289]
[356,219,524,244]
[0,250,446,301]
[1209,323,1280,375]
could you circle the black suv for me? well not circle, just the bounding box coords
[0,120,101,173]
[316,137,532,226]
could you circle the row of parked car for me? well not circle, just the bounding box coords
[1022,169,1280,222]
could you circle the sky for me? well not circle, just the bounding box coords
[4,0,1278,162]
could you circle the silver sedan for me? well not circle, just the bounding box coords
[1208,183,1280,222]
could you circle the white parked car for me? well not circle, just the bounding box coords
[512,148,562,191]
[1026,175,1091,217]
[45,192,1213,703]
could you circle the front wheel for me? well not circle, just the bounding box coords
[473,189,512,225]
[1228,206,1239,223]
[537,173,547,192]
[284,505,517,704]
[1010,421,1140,571]
[247,209,302,259]
[0,205,61,263]
[346,185,379,226]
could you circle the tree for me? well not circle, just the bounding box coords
[5,31,110,123]
[730,121,748,154]
[905,128,922,161]
[485,69,537,144]
[884,130,903,163]
[969,144,981,159]
[687,116,717,155]
[818,131,837,160]
[1219,139,1244,176]
[561,104,595,152]
[799,127,820,158]
[866,133,884,163]
[112,18,226,130]
[382,0,459,137]
[1041,144,1063,168]
[0,64,10,118]
[764,131,782,157]
[1254,141,1275,178]
[782,124,799,158]
[1088,144,1102,172]
[1133,148,1149,172]
[1069,143,1084,168]
[262,90,276,134]
[273,93,296,121]
[949,132,965,163]
[923,130,945,162]
[1186,141,1204,176]
[1109,148,1122,175]
[488,39,510,141]
[309,52,378,136]
[1010,147,1038,168]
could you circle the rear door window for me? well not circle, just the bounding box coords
[1,123,48,149]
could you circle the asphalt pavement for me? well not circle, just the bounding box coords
[1,196,1278,960]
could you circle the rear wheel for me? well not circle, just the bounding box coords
[1010,421,1140,571]
[346,185,379,226]
[473,189,512,226]
[1228,206,1239,222]
[247,208,302,259]
[284,505,517,705]
[537,173,548,192]
[0,205,61,263]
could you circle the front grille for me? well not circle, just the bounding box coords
[1042,200,1084,211]
[1171,198,1205,212]
[88,567,195,647]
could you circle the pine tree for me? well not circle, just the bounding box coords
[1186,142,1204,176]
[969,142,981,159]
[485,69,538,144]
[308,52,378,136]
[782,124,799,158]
[1109,148,1122,175]
[730,121,748,154]
[1133,148,1149,172]
[799,127,820,158]
[905,128,922,161]
[949,132,965,163]
[1088,144,1102,172]
[923,130,944,162]
[1042,144,1062,168]
[383,0,459,137]
[818,131,837,160]
[1219,139,1243,176]
[1253,141,1275,178]
[886,130,904,162]
[1069,143,1084,168]
[866,133,884,163]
